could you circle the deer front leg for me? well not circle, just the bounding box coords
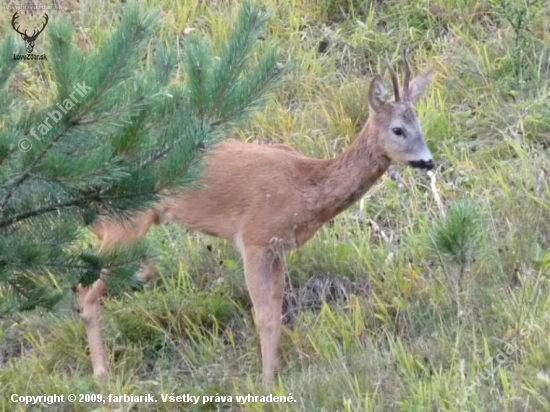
[243,246,286,386]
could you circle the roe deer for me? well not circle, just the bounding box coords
[80,51,435,386]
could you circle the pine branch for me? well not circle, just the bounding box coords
[0,125,70,211]
[0,1,283,311]
[0,34,22,91]
[206,2,271,122]
[0,195,87,228]
[213,58,285,127]
[0,8,158,213]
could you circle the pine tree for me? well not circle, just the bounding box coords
[0,2,283,314]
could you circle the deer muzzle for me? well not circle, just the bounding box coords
[409,159,435,170]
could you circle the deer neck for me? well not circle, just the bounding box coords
[312,122,390,222]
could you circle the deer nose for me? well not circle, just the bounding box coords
[409,159,435,170]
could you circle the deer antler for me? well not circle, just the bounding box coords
[34,13,49,38]
[11,12,48,40]
[384,54,400,102]
[402,48,411,101]
[11,11,27,38]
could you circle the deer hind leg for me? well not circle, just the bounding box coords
[79,208,161,382]
[90,208,162,250]
[77,275,109,383]
[242,246,286,386]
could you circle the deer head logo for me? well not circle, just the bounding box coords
[11,11,49,54]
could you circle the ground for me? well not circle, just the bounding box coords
[1,0,550,411]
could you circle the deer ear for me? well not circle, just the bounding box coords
[407,70,435,104]
[368,75,387,113]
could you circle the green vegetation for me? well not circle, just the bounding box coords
[0,2,282,312]
[1,0,550,411]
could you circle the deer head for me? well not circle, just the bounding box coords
[368,49,435,170]
[11,12,49,54]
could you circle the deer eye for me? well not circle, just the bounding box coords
[392,127,405,137]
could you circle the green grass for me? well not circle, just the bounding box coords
[2,0,550,410]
